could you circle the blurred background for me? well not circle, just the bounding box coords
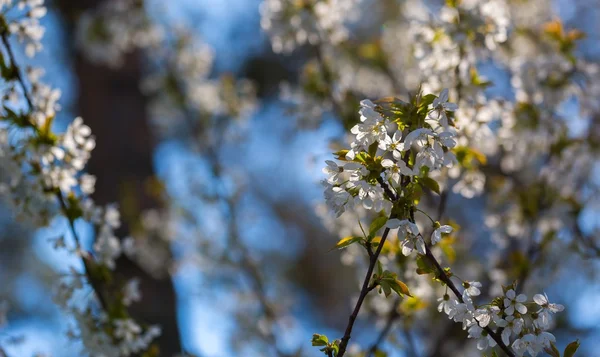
[0,0,600,356]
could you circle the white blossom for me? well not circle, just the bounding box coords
[431,225,452,245]
[504,289,527,315]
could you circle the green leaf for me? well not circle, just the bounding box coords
[417,94,437,115]
[416,255,435,275]
[406,182,423,204]
[311,334,329,347]
[389,279,412,297]
[333,149,349,161]
[379,280,392,297]
[355,152,369,164]
[379,271,412,297]
[544,342,561,357]
[333,236,362,250]
[564,340,580,357]
[368,142,378,158]
[369,216,388,238]
[491,351,499,357]
[418,176,440,194]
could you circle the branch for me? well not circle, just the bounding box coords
[423,245,515,357]
[0,33,34,109]
[375,179,515,357]
[0,30,110,312]
[336,225,393,357]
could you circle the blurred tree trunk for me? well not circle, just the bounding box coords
[53,1,182,355]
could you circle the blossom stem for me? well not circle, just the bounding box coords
[56,192,81,249]
[415,208,436,225]
[0,34,86,251]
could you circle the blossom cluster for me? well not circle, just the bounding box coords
[320,87,571,356]
[323,90,457,217]
[439,282,564,356]
[76,0,163,68]
[260,0,360,54]
[0,0,46,57]
[405,0,510,91]
[0,1,161,355]
[141,27,256,138]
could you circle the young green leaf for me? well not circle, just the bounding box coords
[418,176,440,195]
[368,142,378,158]
[389,279,412,297]
[369,216,388,238]
[564,340,580,357]
[311,334,329,347]
[333,236,362,250]
[416,255,435,275]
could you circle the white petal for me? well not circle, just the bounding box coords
[533,294,547,306]
[385,218,403,229]
[381,159,395,168]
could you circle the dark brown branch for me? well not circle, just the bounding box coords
[375,179,515,357]
[423,245,515,357]
[337,225,393,357]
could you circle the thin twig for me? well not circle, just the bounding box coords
[370,187,449,356]
[423,245,515,357]
[336,225,393,357]
[1,32,34,109]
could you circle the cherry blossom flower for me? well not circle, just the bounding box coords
[431,225,452,245]
[504,289,527,315]
[378,131,405,159]
[495,315,524,345]
[437,294,456,314]
[381,158,414,184]
[462,281,482,297]
[468,325,497,350]
[430,88,458,128]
